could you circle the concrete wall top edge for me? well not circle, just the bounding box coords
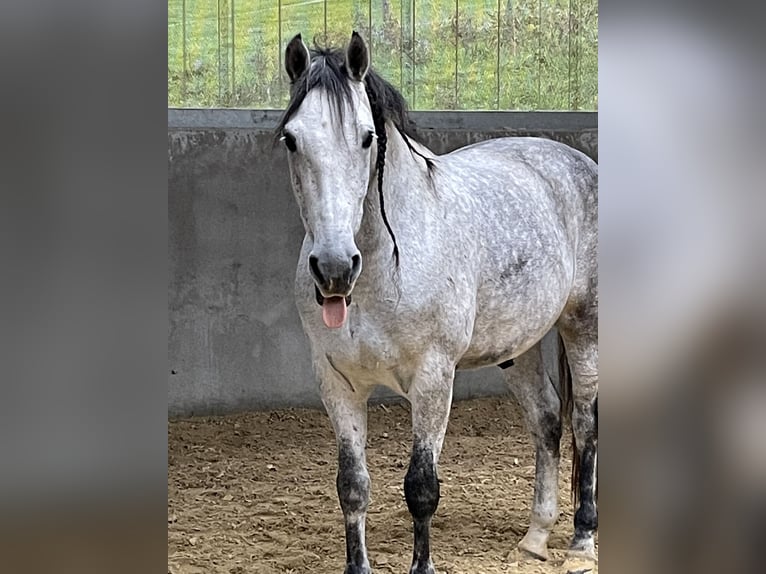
[168,108,597,132]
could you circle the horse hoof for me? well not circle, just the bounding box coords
[344,564,372,574]
[562,549,596,574]
[517,529,550,561]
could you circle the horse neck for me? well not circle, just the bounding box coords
[356,123,431,267]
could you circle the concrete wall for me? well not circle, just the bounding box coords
[169,110,597,416]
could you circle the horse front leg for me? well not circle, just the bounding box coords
[405,355,455,574]
[318,361,374,574]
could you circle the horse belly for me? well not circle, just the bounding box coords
[458,277,570,369]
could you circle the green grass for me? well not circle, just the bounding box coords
[168,0,597,110]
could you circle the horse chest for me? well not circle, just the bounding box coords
[331,330,394,371]
[314,309,419,394]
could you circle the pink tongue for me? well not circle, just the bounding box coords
[322,296,348,329]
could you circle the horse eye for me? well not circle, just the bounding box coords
[362,131,374,149]
[281,132,297,152]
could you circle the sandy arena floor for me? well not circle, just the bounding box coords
[168,396,597,573]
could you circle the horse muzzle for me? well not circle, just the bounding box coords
[308,248,362,299]
[308,247,361,329]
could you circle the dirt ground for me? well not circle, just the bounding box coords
[168,396,597,573]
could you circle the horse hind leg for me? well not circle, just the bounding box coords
[503,339,563,561]
[558,313,598,572]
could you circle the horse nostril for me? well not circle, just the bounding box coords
[350,253,362,278]
[309,255,324,284]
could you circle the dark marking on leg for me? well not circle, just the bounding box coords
[539,410,562,455]
[594,396,598,434]
[338,445,369,515]
[405,445,439,522]
[573,442,597,543]
[498,358,515,369]
[571,394,597,506]
[338,441,370,573]
[405,443,439,573]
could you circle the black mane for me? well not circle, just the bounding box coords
[276,47,418,141]
[276,45,435,267]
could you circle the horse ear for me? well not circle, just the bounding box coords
[285,34,310,82]
[345,31,369,82]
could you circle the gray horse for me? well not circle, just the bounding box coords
[277,32,598,574]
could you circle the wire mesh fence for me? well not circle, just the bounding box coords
[168,0,597,110]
